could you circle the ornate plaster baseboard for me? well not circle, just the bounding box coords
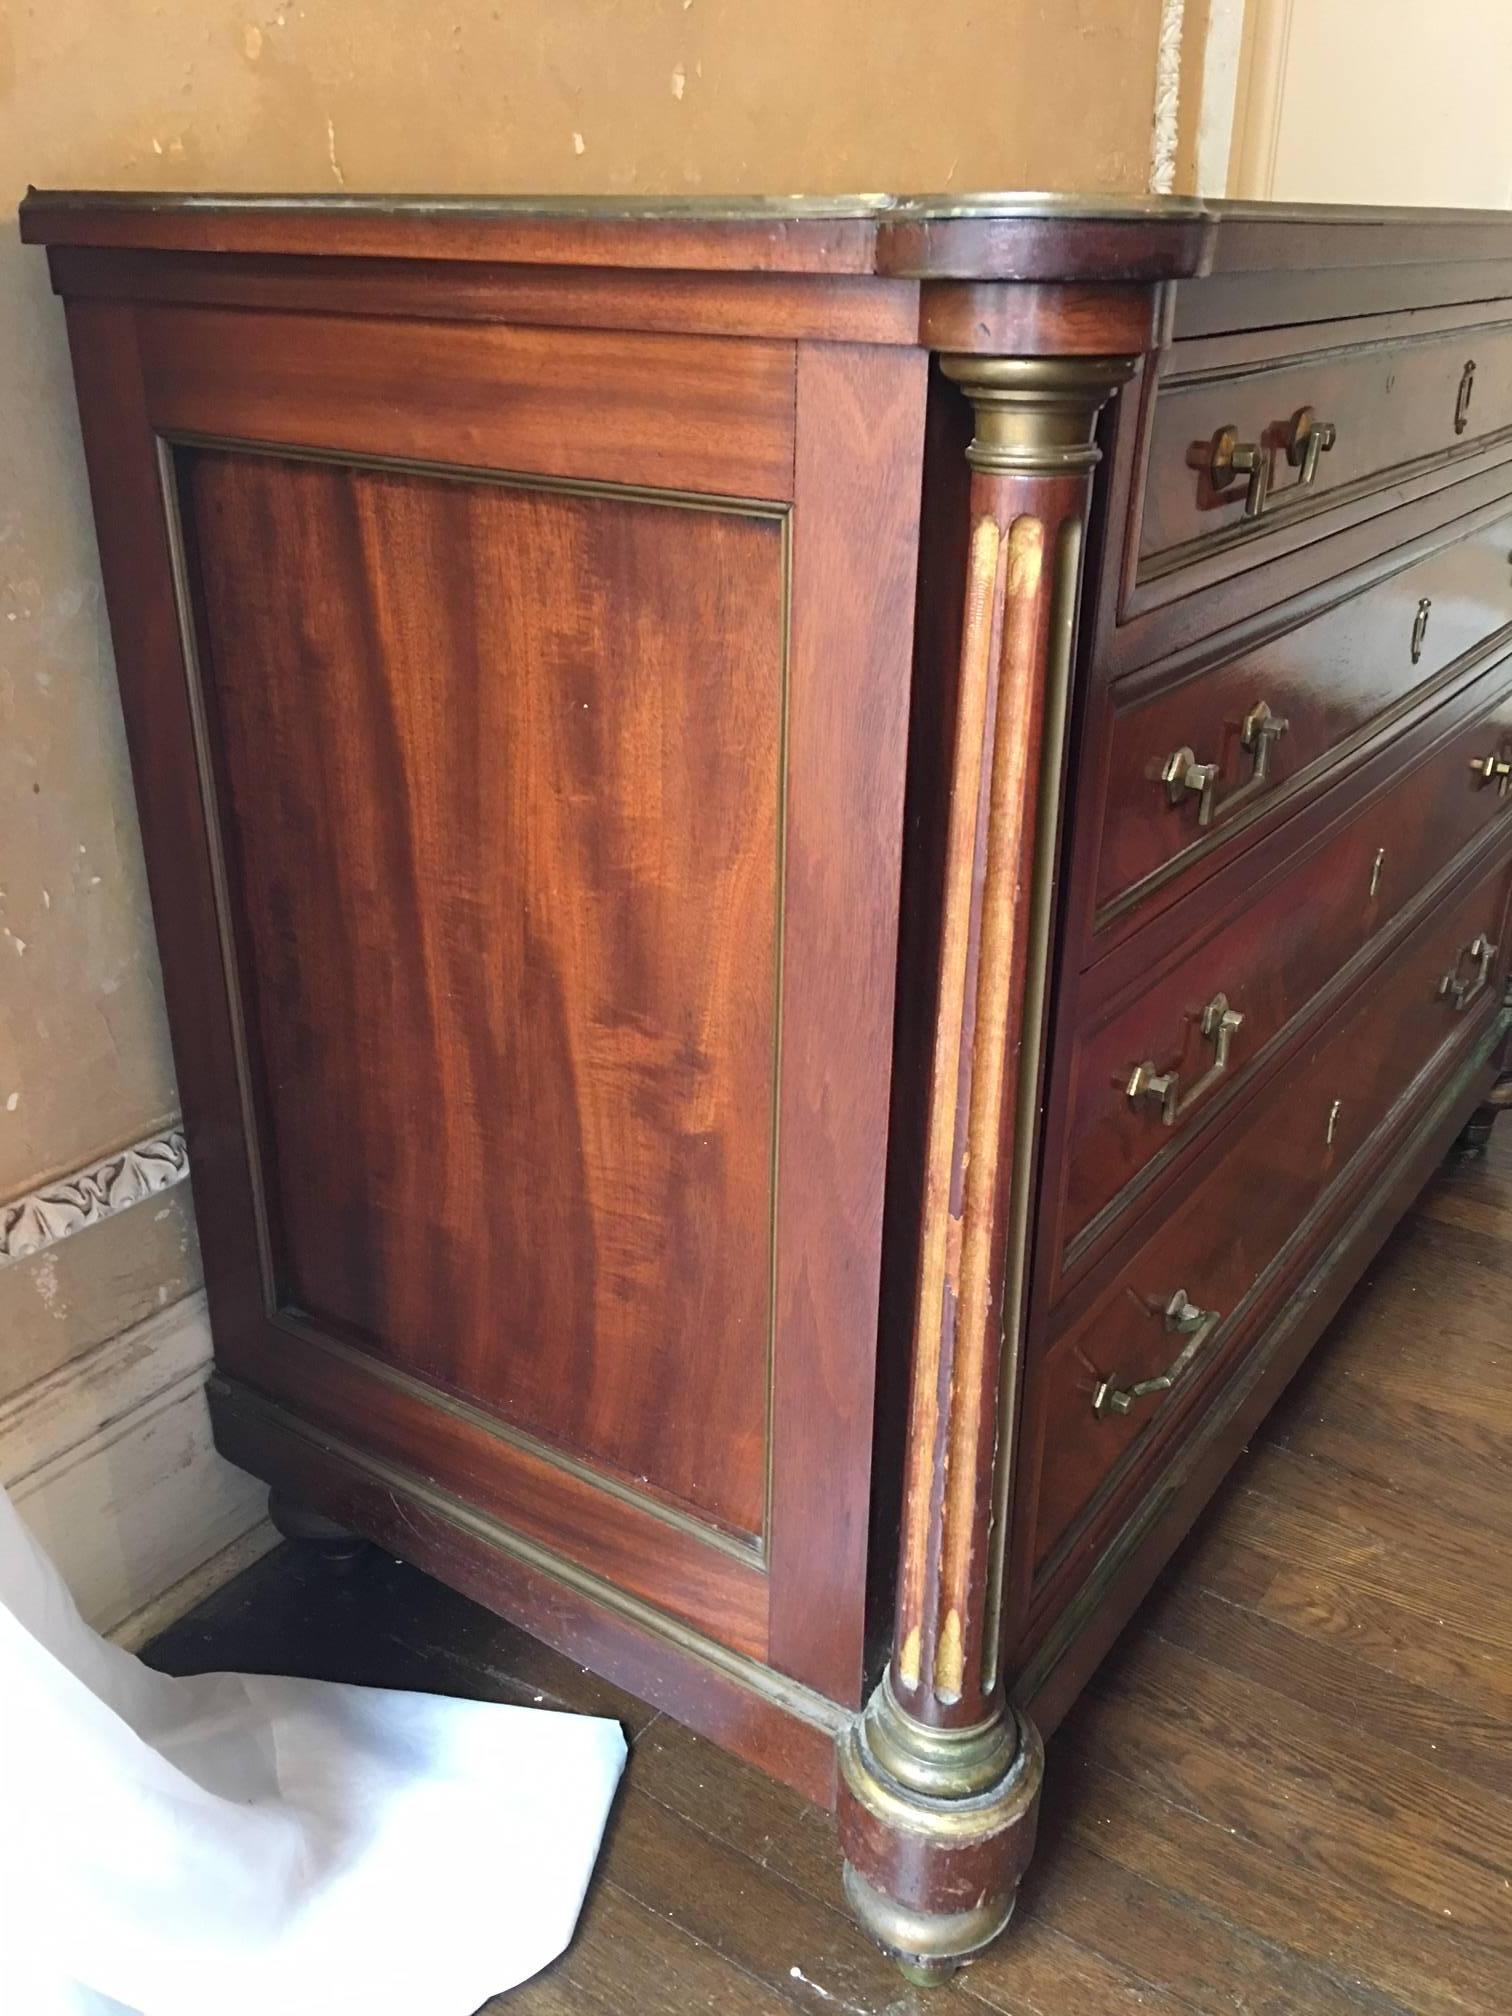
[0,1128,189,1270]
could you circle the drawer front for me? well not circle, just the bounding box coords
[1030,848,1512,1584]
[1139,315,1512,579]
[1093,509,1512,934]
[1059,665,1512,1272]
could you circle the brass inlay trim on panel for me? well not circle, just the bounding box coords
[158,433,793,1559]
[157,436,282,1309]
[162,428,793,519]
[269,1309,766,1566]
[216,1375,852,1731]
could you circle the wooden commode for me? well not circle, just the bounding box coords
[22,188,1512,1980]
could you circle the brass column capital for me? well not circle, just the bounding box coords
[940,352,1135,473]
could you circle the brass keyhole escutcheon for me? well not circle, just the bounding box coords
[1410,598,1432,665]
[1455,359,1477,435]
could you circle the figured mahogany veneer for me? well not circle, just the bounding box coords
[23,187,1512,1982]
[1139,304,1512,576]
[1026,844,1512,1592]
[1054,654,1512,1278]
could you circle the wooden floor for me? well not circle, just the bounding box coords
[148,1125,1512,2016]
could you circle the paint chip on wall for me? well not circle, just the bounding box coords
[572,131,586,155]
[671,63,686,100]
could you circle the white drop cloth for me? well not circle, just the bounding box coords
[0,1487,626,2016]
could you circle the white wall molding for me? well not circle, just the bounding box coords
[1,1288,273,1637]
[1,1127,189,1269]
[1149,0,1187,194]
[1194,0,1247,195]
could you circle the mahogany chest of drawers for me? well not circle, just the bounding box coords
[24,189,1512,1981]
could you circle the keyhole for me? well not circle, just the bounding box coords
[1326,1099,1343,1147]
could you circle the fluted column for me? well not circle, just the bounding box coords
[838,353,1133,1982]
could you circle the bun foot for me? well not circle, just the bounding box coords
[838,1679,1043,1982]
[1452,1075,1512,1160]
[268,1489,373,1569]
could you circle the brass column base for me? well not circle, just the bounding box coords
[836,1676,1044,1980]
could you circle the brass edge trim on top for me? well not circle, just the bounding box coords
[267,1309,767,1566]
[1012,1006,1512,1713]
[33,186,1512,229]
[213,1373,852,1736]
[21,186,1214,225]
[157,431,792,1562]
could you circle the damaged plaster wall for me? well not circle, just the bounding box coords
[2,0,1181,1390]
[0,0,1185,1620]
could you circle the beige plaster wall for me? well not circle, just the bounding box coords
[1,0,1178,1393]
[1230,0,1512,205]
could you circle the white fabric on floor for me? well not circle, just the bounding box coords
[0,1486,626,2016]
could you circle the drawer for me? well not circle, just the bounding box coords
[1057,664,1512,1276]
[1138,311,1512,583]
[1029,846,1512,1584]
[1092,508,1512,936]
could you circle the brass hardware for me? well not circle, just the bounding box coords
[1369,847,1386,899]
[1326,1099,1343,1146]
[1410,597,1432,665]
[1455,359,1477,436]
[1091,1289,1222,1420]
[1241,698,1290,768]
[1283,405,1337,487]
[1469,751,1512,798]
[1161,746,1223,823]
[1208,424,1271,519]
[1127,992,1244,1126]
[1439,934,1498,1013]
[1161,700,1289,830]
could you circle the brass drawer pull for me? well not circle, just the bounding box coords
[1283,405,1337,487]
[1092,1289,1222,1420]
[1162,698,1289,828]
[1469,750,1512,797]
[1438,934,1498,1012]
[1208,424,1271,519]
[1410,597,1432,665]
[1127,991,1244,1126]
[1455,358,1477,435]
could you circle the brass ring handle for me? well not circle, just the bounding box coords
[1127,991,1245,1127]
[1208,424,1271,519]
[1469,751,1512,797]
[1092,1289,1223,1420]
[1161,699,1289,829]
[1438,934,1498,1013]
[1410,597,1432,666]
[1283,405,1338,488]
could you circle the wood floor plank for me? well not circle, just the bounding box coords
[1174,1522,1512,1727]
[505,1875,802,2015]
[1078,1633,1512,1955]
[1055,1751,1500,2016]
[144,1117,1512,2016]
[1143,1576,1512,1797]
